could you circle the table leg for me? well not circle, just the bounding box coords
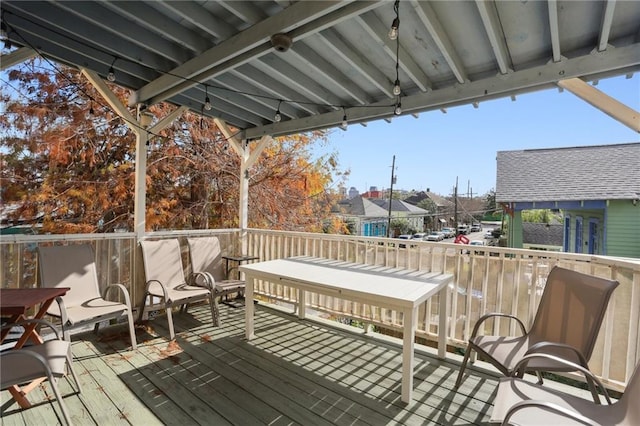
[401,305,418,403]
[298,289,306,319]
[245,274,255,340]
[438,284,449,359]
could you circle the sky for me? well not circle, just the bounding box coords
[320,74,639,198]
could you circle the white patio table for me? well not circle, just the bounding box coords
[240,256,453,403]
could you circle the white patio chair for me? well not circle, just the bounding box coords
[38,244,137,349]
[1,319,82,426]
[138,239,215,340]
[491,353,639,425]
[186,236,246,326]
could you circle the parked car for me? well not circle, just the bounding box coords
[457,225,470,235]
[397,234,412,248]
[412,233,427,240]
[484,229,494,239]
[441,227,455,238]
[470,223,482,232]
[426,231,444,242]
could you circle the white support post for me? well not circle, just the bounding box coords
[239,140,250,254]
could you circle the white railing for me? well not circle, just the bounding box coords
[2,228,638,391]
[245,229,640,392]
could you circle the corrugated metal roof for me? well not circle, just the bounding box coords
[2,0,638,139]
[496,143,640,202]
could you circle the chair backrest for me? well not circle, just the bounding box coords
[139,239,187,290]
[530,266,619,362]
[186,237,226,283]
[38,244,102,313]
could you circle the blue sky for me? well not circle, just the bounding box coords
[322,74,639,197]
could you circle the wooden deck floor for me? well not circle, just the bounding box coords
[2,302,510,425]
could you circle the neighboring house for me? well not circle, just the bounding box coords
[522,223,564,252]
[404,191,455,229]
[333,196,389,237]
[369,198,431,233]
[496,143,640,258]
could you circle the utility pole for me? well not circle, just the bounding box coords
[386,155,396,238]
[454,176,459,227]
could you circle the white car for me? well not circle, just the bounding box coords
[426,232,444,241]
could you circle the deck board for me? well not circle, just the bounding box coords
[0,302,583,425]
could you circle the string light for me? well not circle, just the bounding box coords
[107,58,117,82]
[274,100,282,122]
[388,1,400,40]
[3,14,407,133]
[340,108,348,130]
[204,86,212,111]
[393,79,401,96]
[391,1,402,98]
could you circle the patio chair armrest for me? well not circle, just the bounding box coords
[470,313,527,339]
[144,279,170,299]
[2,318,63,341]
[512,352,612,404]
[526,341,590,368]
[103,283,134,308]
[191,271,214,290]
[55,296,70,325]
[501,400,600,426]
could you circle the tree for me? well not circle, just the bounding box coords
[1,59,346,233]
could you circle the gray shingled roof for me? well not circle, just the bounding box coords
[370,199,429,214]
[336,197,388,217]
[522,223,564,246]
[496,143,640,203]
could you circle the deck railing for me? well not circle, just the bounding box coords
[2,228,638,391]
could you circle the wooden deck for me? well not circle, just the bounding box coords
[1,302,536,425]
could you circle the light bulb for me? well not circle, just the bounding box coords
[392,79,401,96]
[107,67,116,82]
[340,114,348,130]
[204,96,212,111]
[394,102,402,115]
[274,111,282,122]
[388,17,399,40]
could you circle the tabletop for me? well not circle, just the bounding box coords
[0,288,70,316]
[240,256,452,308]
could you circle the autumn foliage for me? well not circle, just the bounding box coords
[0,59,348,234]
